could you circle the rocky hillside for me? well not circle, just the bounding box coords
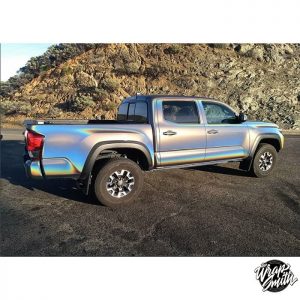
[1,43,299,129]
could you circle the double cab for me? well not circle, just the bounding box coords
[24,95,284,207]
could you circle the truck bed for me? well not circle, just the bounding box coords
[23,120,154,180]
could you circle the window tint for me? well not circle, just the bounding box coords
[202,101,237,124]
[127,103,136,121]
[134,102,148,123]
[117,101,148,123]
[162,101,199,124]
[117,103,129,121]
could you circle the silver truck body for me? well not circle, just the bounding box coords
[25,123,154,178]
[24,95,284,189]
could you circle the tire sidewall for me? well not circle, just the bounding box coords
[94,158,144,207]
[253,144,277,177]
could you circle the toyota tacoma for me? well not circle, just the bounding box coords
[24,95,284,207]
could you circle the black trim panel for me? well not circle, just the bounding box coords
[80,141,153,181]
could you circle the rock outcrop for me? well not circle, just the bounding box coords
[1,43,299,129]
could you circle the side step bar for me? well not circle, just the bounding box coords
[154,158,244,170]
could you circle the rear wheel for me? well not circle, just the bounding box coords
[93,158,144,208]
[250,143,278,177]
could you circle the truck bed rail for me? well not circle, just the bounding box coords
[23,119,90,126]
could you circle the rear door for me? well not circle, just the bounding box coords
[155,98,206,167]
[201,100,249,161]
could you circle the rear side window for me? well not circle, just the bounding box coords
[127,103,136,121]
[134,102,148,123]
[117,101,148,123]
[162,101,199,124]
[117,103,129,121]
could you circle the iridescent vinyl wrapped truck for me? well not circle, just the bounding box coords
[24,95,284,207]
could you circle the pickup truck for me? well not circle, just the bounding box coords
[24,95,284,207]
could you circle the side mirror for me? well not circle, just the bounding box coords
[238,112,247,122]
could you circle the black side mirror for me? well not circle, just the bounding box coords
[238,112,247,122]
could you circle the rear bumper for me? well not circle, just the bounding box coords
[24,159,43,179]
[42,158,80,178]
[24,156,80,179]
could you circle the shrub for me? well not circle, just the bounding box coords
[208,43,230,49]
[40,64,49,72]
[31,94,47,102]
[60,74,74,85]
[173,76,195,89]
[164,44,183,55]
[145,63,168,78]
[94,88,109,101]
[124,62,140,75]
[0,100,31,115]
[0,100,17,114]
[18,102,32,115]
[103,102,117,111]
[0,81,13,97]
[100,78,120,92]
[114,62,141,76]
[47,107,62,118]
[77,87,109,101]
[65,96,95,112]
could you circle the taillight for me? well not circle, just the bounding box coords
[27,131,44,152]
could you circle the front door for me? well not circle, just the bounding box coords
[155,99,206,167]
[201,100,249,161]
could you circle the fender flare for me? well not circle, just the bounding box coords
[79,140,153,181]
[249,133,282,157]
[240,133,282,171]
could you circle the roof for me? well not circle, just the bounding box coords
[123,94,216,103]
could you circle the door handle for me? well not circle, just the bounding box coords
[207,129,218,134]
[163,130,177,136]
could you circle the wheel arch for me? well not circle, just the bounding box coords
[250,134,282,156]
[240,134,282,171]
[80,141,153,182]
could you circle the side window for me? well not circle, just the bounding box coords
[117,103,129,121]
[162,101,199,124]
[134,102,148,123]
[117,102,148,123]
[127,103,136,121]
[202,102,237,124]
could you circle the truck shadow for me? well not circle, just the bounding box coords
[188,164,251,177]
[0,140,99,206]
[1,140,251,206]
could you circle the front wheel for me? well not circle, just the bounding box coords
[93,158,144,208]
[250,143,278,177]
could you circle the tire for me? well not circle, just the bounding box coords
[92,158,144,208]
[250,143,278,177]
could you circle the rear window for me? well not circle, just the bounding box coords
[117,103,129,121]
[117,101,148,123]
